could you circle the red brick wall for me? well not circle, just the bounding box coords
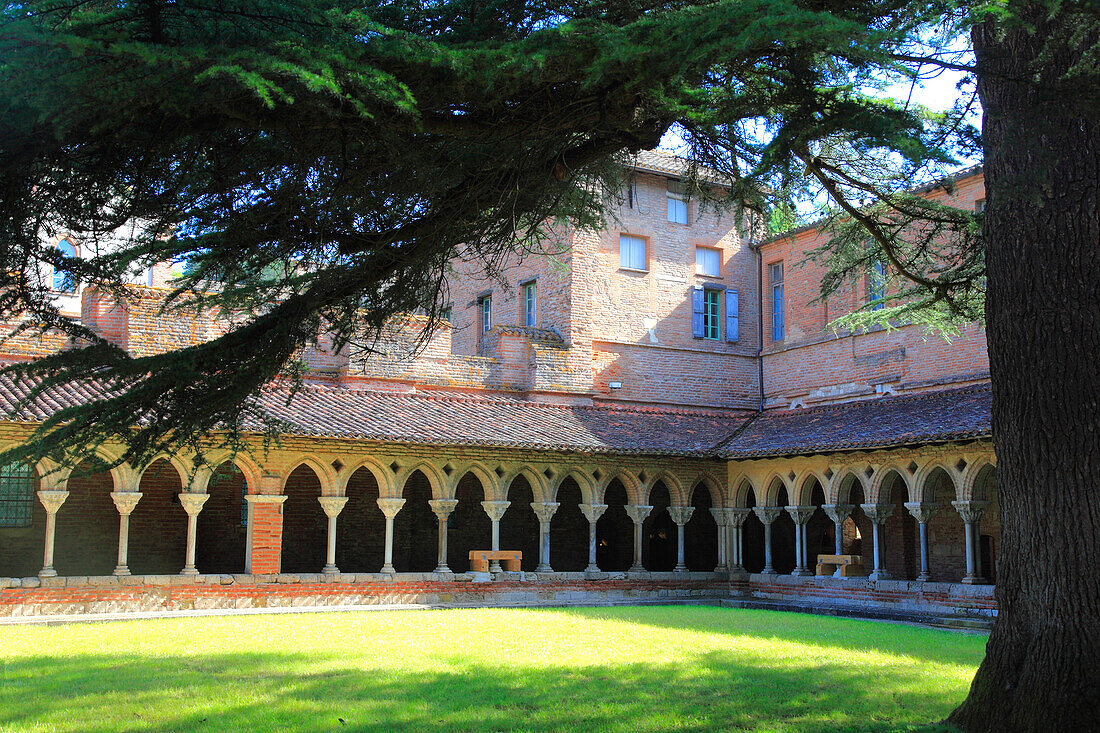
[549,479,589,571]
[337,468,386,573]
[130,459,187,575]
[500,475,540,571]
[196,464,248,574]
[249,502,284,575]
[54,461,117,576]
[280,465,327,573]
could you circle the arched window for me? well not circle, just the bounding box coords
[52,238,78,293]
[0,463,34,527]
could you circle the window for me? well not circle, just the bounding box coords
[479,295,492,333]
[523,282,536,327]
[770,262,785,341]
[667,180,688,224]
[0,463,34,528]
[692,286,721,340]
[625,177,638,209]
[440,306,452,324]
[52,238,77,293]
[975,199,986,213]
[867,261,887,310]
[695,246,720,277]
[619,234,647,271]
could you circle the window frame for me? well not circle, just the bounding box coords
[0,462,34,528]
[695,246,721,278]
[618,233,648,272]
[522,281,537,327]
[52,238,78,294]
[702,288,721,340]
[770,261,785,342]
[866,261,887,310]
[478,294,492,334]
[666,179,688,225]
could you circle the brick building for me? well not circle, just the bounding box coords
[0,154,998,621]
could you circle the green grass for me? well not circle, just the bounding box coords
[0,606,985,732]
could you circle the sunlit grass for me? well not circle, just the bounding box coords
[0,606,984,731]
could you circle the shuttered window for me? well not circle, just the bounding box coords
[692,286,722,340]
[725,288,739,342]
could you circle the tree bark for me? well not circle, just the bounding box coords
[950,9,1100,731]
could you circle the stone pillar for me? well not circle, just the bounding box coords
[36,490,69,578]
[179,492,211,575]
[625,505,653,572]
[904,502,941,581]
[667,505,694,572]
[530,502,559,572]
[725,508,751,573]
[861,503,894,580]
[753,507,783,574]
[786,506,816,576]
[317,496,349,574]
[579,503,607,572]
[952,500,991,584]
[110,491,143,576]
[709,508,729,572]
[428,499,458,573]
[480,500,511,572]
[376,497,406,574]
[822,504,854,558]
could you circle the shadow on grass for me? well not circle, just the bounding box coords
[0,646,963,732]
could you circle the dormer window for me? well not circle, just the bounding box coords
[52,238,78,293]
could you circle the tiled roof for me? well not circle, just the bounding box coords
[0,373,991,459]
[717,385,992,458]
[629,150,726,184]
[0,374,754,457]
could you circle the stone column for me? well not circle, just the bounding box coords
[822,504,854,557]
[725,508,751,573]
[317,496,349,574]
[428,499,458,573]
[625,505,653,572]
[376,497,406,574]
[753,507,782,574]
[952,500,991,584]
[667,505,694,572]
[786,506,816,576]
[579,503,607,572]
[860,503,894,580]
[179,492,211,575]
[904,502,941,581]
[36,490,69,578]
[709,508,729,572]
[480,500,511,572]
[530,502,559,572]
[110,491,143,576]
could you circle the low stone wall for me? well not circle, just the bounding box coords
[734,573,998,619]
[0,572,728,618]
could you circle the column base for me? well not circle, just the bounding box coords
[961,575,985,585]
[322,565,339,575]
[585,563,600,572]
[536,563,553,572]
[791,568,812,577]
[113,566,130,576]
[38,568,57,578]
[434,564,452,574]
[489,562,503,573]
[714,564,728,573]
[673,564,687,573]
[629,564,645,572]
[181,567,199,576]
[381,564,396,574]
[917,572,931,582]
[868,571,892,581]
[761,568,777,575]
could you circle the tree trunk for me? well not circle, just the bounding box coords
[950,9,1100,731]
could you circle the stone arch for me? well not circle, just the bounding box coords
[688,473,724,509]
[870,465,914,504]
[281,462,327,573]
[731,475,758,508]
[129,457,188,575]
[447,469,491,573]
[279,455,338,497]
[338,465,386,573]
[452,461,502,501]
[914,461,961,503]
[643,480,676,571]
[340,456,394,498]
[136,454,190,490]
[500,474,539,571]
[200,451,263,495]
[549,475,588,571]
[392,469,437,572]
[791,469,826,506]
[832,469,869,506]
[880,470,918,580]
[596,478,633,571]
[919,464,967,581]
[551,470,597,505]
[969,462,1000,582]
[395,461,447,500]
[684,483,719,571]
[644,471,686,506]
[760,473,790,507]
[502,466,550,504]
[963,457,998,501]
[597,469,643,505]
[196,461,248,574]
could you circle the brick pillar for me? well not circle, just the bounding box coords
[245,495,288,574]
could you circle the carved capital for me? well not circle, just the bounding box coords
[860,502,895,525]
[952,500,990,523]
[579,503,607,523]
[376,497,406,519]
[625,504,654,524]
[179,492,211,517]
[753,506,783,525]
[481,500,511,522]
[725,507,751,527]
[317,496,349,518]
[37,490,69,515]
[429,498,459,520]
[785,505,816,525]
[822,504,854,525]
[667,505,694,525]
[110,491,143,516]
[904,501,942,524]
[709,507,729,527]
[530,501,560,523]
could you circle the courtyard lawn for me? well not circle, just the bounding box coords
[0,606,984,732]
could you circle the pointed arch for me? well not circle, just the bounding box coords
[552,469,596,504]
[760,471,792,507]
[792,469,826,506]
[394,461,447,500]
[136,453,190,488]
[502,466,551,504]
[914,461,961,503]
[644,470,686,506]
[831,468,869,505]
[280,454,338,495]
[341,456,395,497]
[598,469,642,504]
[731,475,758,508]
[962,457,997,500]
[452,461,501,500]
[689,473,725,508]
[869,466,913,504]
[201,450,263,495]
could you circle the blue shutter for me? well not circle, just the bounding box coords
[725,288,739,342]
[692,286,705,338]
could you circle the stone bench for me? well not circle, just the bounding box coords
[469,550,522,572]
[816,554,866,577]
